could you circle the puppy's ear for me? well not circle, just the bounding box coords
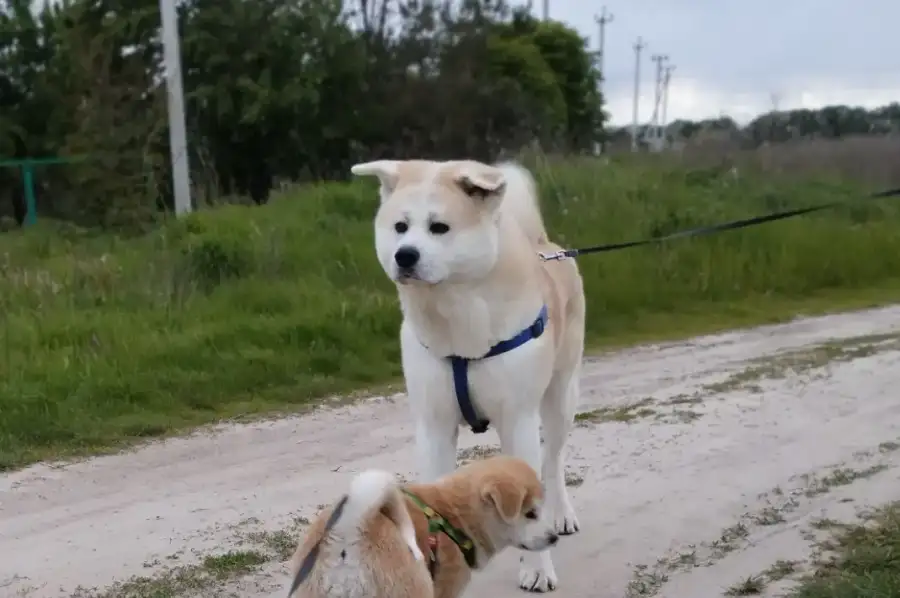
[481,479,526,523]
[350,160,401,203]
[455,165,506,211]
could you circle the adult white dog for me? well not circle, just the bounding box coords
[350,159,585,592]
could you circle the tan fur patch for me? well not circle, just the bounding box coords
[287,456,544,598]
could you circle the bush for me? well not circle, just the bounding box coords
[1,156,900,469]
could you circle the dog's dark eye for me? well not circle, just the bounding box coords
[395,221,408,234]
[429,222,450,235]
[524,509,538,520]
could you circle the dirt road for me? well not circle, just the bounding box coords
[3,306,900,598]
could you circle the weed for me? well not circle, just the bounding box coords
[200,550,268,577]
[804,465,889,497]
[878,440,900,453]
[245,529,297,562]
[810,517,842,530]
[565,469,585,487]
[663,394,705,406]
[788,502,900,597]
[725,576,766,596]
[457,445,500,465]
[575,398,656,425]
[753,506,787,526]
[763,559,800,581]
[721,522,750,543]
[70,549,268,598]
[626,564,669,598]
[704,333,900,395]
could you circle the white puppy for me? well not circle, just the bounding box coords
[350,159,585,592]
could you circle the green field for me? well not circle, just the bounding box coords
[2,154,900,470]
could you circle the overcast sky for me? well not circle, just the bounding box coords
[538,0,899,126]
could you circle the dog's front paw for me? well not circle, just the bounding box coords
[518,562,558,593]
[553,511,580,536]
[548,502,580,536]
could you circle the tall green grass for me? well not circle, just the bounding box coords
[2,155,900,469]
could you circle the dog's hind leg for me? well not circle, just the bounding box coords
[539,370,580,536]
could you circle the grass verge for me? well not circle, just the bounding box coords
[625,453,898,598]
[2,155,900,470]
[70,549,269,598]
[788,502,900,598]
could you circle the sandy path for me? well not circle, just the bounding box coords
[3,305,900,598]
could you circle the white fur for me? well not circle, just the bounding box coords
[353,159,584,593]
[494,161,547,245]
[284,470,426,598]
[332,470,424,562]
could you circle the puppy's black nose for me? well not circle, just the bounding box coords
[394,246,420,269]
[547,533,559,546]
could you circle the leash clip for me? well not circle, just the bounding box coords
[538,250,568,262]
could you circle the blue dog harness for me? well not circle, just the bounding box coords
[448,305,549,434]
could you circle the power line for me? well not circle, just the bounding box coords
[159,0,192,215]
[631,36,646,152]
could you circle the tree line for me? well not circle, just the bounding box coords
[625,102,900,149]
[1,0,605,228]
[2,0,897,230]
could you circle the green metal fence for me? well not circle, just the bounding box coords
[0,156,85,226]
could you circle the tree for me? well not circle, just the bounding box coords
[0,0,606,227]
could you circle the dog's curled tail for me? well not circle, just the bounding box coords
[286,470,424,597]
[495,161,549,246]
[332,470,424,560]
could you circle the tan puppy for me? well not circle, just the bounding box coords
[285,456,558,598]
[350,159,585,591]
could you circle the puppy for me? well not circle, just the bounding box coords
[350,159,586,591]
[285,456,557,598]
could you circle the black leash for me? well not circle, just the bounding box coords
[287,494,350,597]
[539,186,900,261]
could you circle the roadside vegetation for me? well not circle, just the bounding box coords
[789,502,900,598]
[3,151,900,470]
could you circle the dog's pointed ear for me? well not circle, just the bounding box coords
[350,160,401,203]
[455,165,506,211]
[481,479,526,523]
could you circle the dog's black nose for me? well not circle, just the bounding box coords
[547,533,559,546]
[394,246,420,269]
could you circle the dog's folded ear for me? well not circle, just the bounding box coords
[455,165,507,203]
[481,479,526,523]
[350,160,401,202]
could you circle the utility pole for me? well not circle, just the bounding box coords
[542,0,549,20]
[649,53,668,150]
[594,7,613,153]
[631,37,646,152]
[660,64,675,148]
[594,7,613,93]
[160,0,192,215]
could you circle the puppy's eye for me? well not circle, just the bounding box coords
[395,221,408,234]
[429,222,450,235]
[524,509,538,520]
